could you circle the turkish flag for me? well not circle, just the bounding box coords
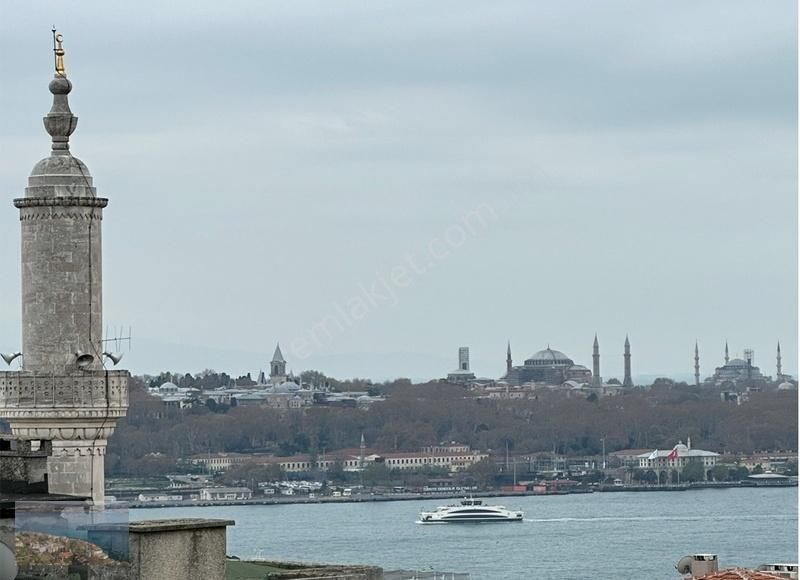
[667,448,678,460]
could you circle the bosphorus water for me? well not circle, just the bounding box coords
[132,488,797,579]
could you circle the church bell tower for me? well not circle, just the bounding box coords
[0,32,128,503]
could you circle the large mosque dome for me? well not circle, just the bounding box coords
[524,348,574,367]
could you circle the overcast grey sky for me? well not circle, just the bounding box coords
[0,1,796,381]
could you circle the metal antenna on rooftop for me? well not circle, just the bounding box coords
[101,325,132,352]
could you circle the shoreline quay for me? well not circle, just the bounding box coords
[125,480,794,510]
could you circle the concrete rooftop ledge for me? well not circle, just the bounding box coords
[81,518,235,533]
[128,518,235,533]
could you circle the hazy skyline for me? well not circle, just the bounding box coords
[0,1,796,381]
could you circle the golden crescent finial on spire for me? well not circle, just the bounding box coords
[52,28,66,76]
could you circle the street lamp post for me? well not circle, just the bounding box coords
[601,437,606,470]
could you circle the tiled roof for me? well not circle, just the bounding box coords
[696,568,787,580]
[610,449,652,457]
[637,444,719,460]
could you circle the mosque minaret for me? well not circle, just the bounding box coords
[0,33,128,503]
[592,334,602,386]
[694,341,700,387]
[622,335,633,388]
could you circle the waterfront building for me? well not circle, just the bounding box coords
[0,35,128,503]
[191,452,251,472]
[192,443,488,474]
[732,451,797,472]
[609,449,657,467]
[199,487,253,501]
[746,472,793,487]
[636,439,719,477]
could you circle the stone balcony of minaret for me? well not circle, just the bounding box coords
[0,370,128,418]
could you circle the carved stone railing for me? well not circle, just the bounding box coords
[0,370,128,415]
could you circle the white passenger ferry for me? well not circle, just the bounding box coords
[417,498,524,523]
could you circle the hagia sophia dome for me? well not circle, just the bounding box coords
[524,348,574,366]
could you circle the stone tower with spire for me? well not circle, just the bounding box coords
[270,343,287,384]
[776,341,782,380]
[592,334,602,386]
[506,341,512,375]
[622,335,633,387]
[724,341,730,364]
[0,32,128,503]
[694,341,700,387]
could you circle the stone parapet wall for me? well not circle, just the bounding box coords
[0,437,52,457]
[0,370,128,502]
[0,370,128,412]
[86,518,235,580]
[245,561,384,579]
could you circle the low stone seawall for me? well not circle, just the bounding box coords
[127,489,554,509]
[227,560,383,580]
[124,481,788,509]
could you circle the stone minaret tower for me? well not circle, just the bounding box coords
[592,334,602,386]
[0,33,128,503]
[506,341,512,375]
[694,341,700,387]
[724,341,730,364]
[776,341,782,379]
[622,335,633,387]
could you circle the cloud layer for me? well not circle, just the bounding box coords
[0,1,796,380]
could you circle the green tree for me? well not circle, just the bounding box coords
[326,461,347,483]
[362,463,393,486]
[633,469,657,483]
[728,466,749,481]
[466,458,498,489]
[682,461,705,482]
[708,465,729,482]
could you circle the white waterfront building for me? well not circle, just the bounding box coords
[636,439,719,473]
